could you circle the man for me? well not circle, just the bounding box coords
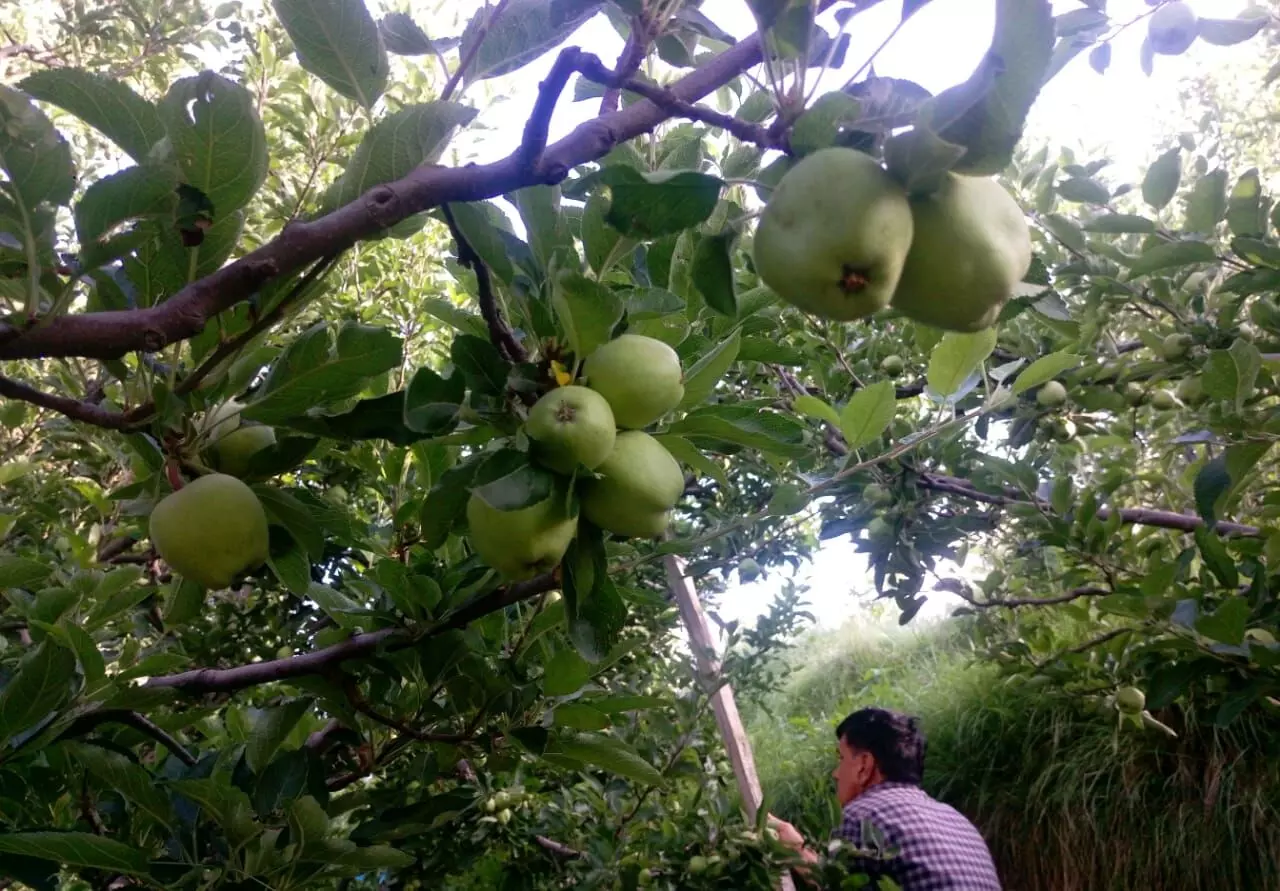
[769,707,1001,890]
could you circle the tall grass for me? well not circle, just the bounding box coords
[746,614,1280,891]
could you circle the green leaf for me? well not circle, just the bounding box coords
[679,331,741,409]
[654,434,729,490]
[267,538,312,597]
[170,778,258,844]
[513,185,575,272]
[67,742,173,826]
[332,102,477,207]
[1142,148,1181,211]
[1012,352,1082,395]
[1202,340,1261,413]
[287,795,331,854]
[839,380,897,450]
[471,460,558,512]
[161,72,267,216]
[1057,177,1110,204]
[1126,240,1216,277]
[164,577,205,627]
[1081,214,1156,234]
[0,84,75,208]
[126,208,246,304]
[84,566,149,628]
[582,191,630,275]
[929,0,1054,176]
[883,125,967,195]
[1227,169,1265,237]
[450,333,509,397]
[306,583,364,630]
[790,91,862,156]
[1183,169,1229,233]
[273,0,388,107]
[0,556,52,589]
[1194,527,1240,591]
[74,164,179,247]
[667,405,809,459]
[691,231,738,316]
[553,703,611,730]
[0,640,76,745]
[253,486,325,558]
[927,329,997,398]
[0,832,150,876]
[332,844,416,869]
[244,322,403,424]
[245,698,314,774]
[1197,14,1270,47]
[596,167,724,239]
[791,394,841,428]
[543,649,592,696]
[460,0,603,81]
[553,272,624,359]
[561,524,627,663]
[448,201,517,285]
[404,367,465,434]
[18,69,164,162]
[545,732,664,786]
[420,456,487,550]
[1195,596,1250,645]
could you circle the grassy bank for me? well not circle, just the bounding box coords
[746,614,1280,891]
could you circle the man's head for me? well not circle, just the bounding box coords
[831,708,926,805]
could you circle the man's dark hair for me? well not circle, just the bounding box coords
[835,707,926,784]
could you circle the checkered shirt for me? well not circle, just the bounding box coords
[830,782,1001,890]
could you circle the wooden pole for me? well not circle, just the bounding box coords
[663,553,796,891]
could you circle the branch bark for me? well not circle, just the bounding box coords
[0,35,778,363]
[0,374,137,430]
[441,205,527,363]
[145,572,557,695]
[61,709,197,766]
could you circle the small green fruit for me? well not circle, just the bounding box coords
[584,334,685,429]
[1053,419,1077,442]
[1151,389,1178,411]
[891,174,1032,332]
[525,385,617,474]
[1148,1,1198,55]
[737,557,761,583]
[483,798,496,814]
[1161,333,1192,361]
[275,646,293,659]
[866,516,894,545]
[1115,686,1145,715]
[1176,375,1206,405]
[497,808,512,825]
[1036,380,1068,409]
[203,399,244,442]
[213,424,276,477]
[582,431,684,538]
[753,147,914,321]
[688,856,709,875]
[149,473,270,589]
[863,483,893,506]
[880,355,905,377]
[466,490,578,580]
[1123,382,1146,406]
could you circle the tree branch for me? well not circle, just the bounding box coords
[145,572,558,695]
[598,20,650,115]
[441,205,527,363]
[0,373,136,430]
[440,0,514,102]
[917,472,1260,538]
[940,577,1110,609]
[61,709,197,766]
[1,31,779,362]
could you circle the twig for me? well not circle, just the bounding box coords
[1032,627,1138,670]
[61,709,197,767]
[441,205,527,363]
[145,572,559,695]
[0,373,136,430]
[940,578,1110,609]
[535,835,583,859]
[440,0,514,101]
[598,20,649,115]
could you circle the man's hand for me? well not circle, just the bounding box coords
[767,814,806,852]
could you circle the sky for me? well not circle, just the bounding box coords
[430,0,1260,633]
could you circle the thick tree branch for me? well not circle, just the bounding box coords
[0,373,136,430]
[1,32,778,362]
[145,572,558,695]
[917,472,1260,538]
[441,205,527,363]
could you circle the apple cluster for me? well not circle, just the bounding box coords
[466,334,689,580]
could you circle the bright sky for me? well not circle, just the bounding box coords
[434,0,1256,633]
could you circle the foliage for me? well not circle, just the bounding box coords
[0,0,1277,888]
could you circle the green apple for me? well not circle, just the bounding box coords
[1161,333,1192,360]
[1151,389,1178,410]
[863,483,893,506]
[1115,686,1145,715]
[737,557,761,583]
[891,174,1032,332]
[203,399,244,442]
[466,489,578,580]
[525,385,616,474]
[582,431,684,538]
[753,147,914,321]
[1148,1,1197,55]
[866,516,895,545]
[1123,382,1146,406]
[584,334,684,429]
[1176,375,1206,405]
[213,424,276,477]
[880,355,905,377]
[1036,380,1068,409]
[1053,418,1077,442]
[149,473,270,589]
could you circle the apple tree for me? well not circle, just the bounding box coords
[0,0,1277,888]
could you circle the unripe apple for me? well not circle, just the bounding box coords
[149,473,270,589]
[1036,380,1068,409]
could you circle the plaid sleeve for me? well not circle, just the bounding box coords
[829,807,902,878]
